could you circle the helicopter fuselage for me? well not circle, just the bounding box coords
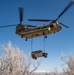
[16,22,62,39]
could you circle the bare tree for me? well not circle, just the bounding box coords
[61,53,74,75]
[0,41,40,75]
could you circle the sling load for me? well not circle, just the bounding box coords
[30,36,48,60]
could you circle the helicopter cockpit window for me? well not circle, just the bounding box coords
[50,25,54,28]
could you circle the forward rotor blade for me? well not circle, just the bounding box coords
[59,22,69,28]
[28,19,51,22]
[19,7,24,24]
[0,24,18,28]
[56,1,74,21]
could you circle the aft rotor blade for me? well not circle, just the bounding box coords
[56,1,74,21]
[28,25,37,27]
[28,19,51,22]
[59,22,69,28]
[19,7,24,24]
[0,24,18,28]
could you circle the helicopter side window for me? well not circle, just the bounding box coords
[24,26,28,29]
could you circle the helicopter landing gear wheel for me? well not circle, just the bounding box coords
[21,35,23,38]
[45,35,47,38]
[25,38,27,41]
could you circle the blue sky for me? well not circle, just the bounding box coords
[0,0,74,72]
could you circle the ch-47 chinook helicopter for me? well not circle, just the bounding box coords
[0,1,74,41]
